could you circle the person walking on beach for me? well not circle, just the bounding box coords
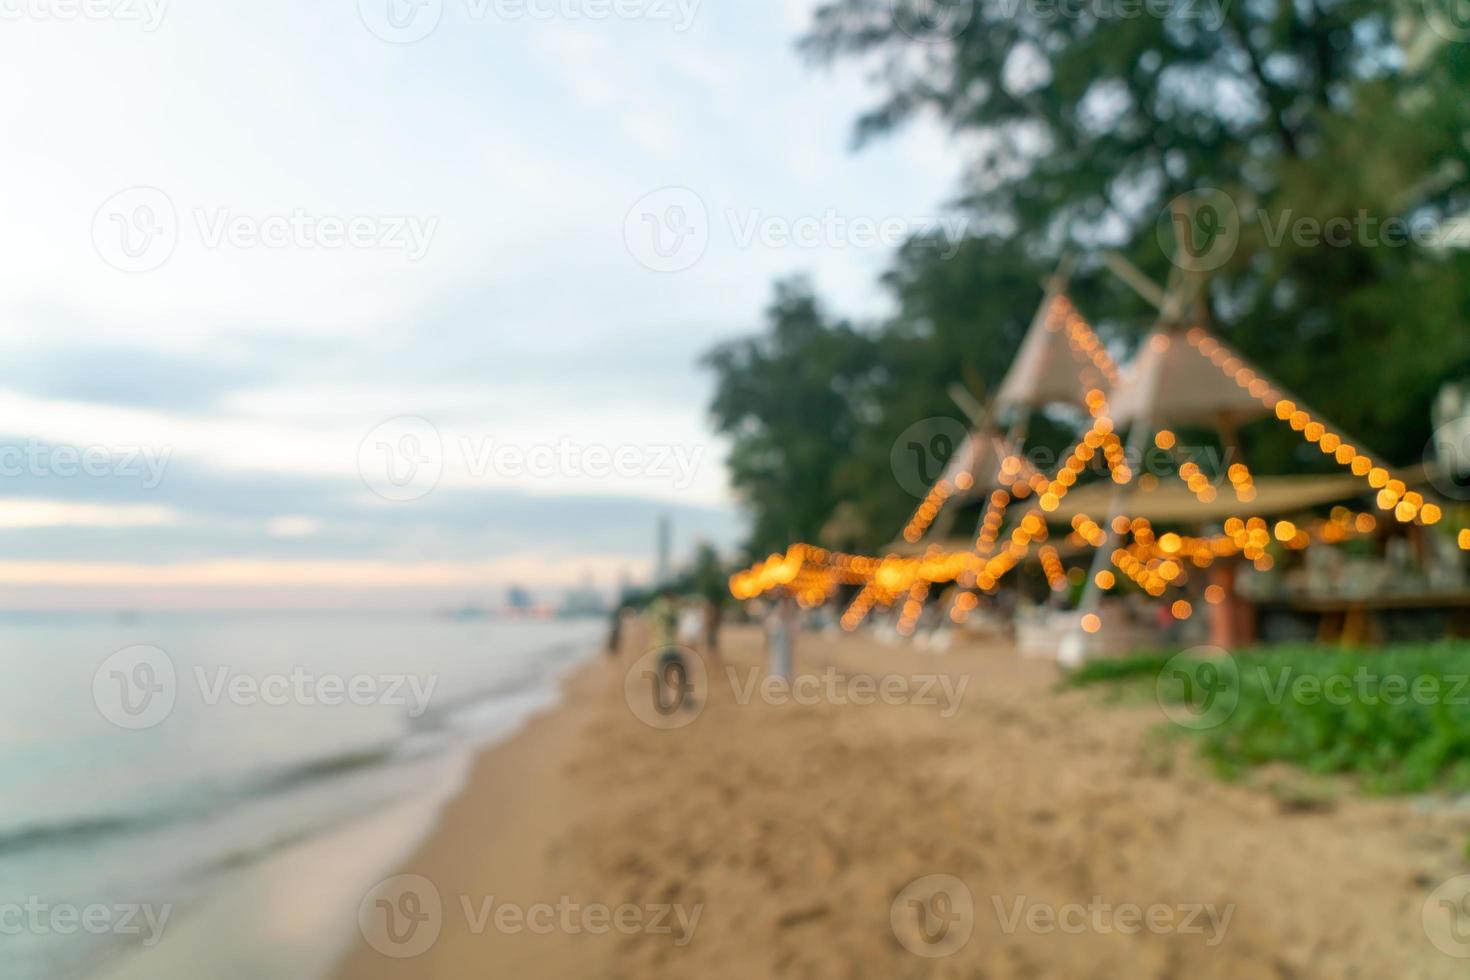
[677,601,703,649]
[701,598,723,659]
[646,587,696,709]
[605,604,627,658]
[766,593,797,682]
[648,587,679,658]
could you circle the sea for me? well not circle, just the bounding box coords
[0,612,604,980]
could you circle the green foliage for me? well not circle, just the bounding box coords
[1082,643,1470,794]
[689,541,730,607]
[703,279,881,556]
[1064,651,1176,687]
[709,6,1470,557]
[834,238,1065,540]
[1195,645,1470,793]
[802,1,1470,462]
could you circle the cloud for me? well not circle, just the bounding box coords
[0,442,742,569]
[0,0,965,606]
[4,345,263,411]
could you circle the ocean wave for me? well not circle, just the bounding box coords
[0,814,145,855]
[0,743,428,860]
[245,745,402,795]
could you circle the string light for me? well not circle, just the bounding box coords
[738,317,1458,635]
[1039,546,1068,592]
[1185,326,1443,528]
[902,478,954,543]
[896,579,931,636]
[1049,296,1120,386]
[1176,460,1218,503]
[735,501,1385,622]
[1227,462,1257,502]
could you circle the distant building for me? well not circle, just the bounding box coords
[561,576,606,618]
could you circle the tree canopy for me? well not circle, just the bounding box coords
[708,3,1470,558]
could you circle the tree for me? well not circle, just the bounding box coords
[703,279,881,556]
[709,7,1470,560]
[803,1,1470,465]
[834,236,1064,539]
[690,541,730,607]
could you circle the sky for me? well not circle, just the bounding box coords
[0,0,965,610]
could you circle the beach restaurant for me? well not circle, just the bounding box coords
[729,258,1467,665]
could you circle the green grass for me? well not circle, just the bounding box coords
[1070,642,1470,794]
[1064,652,1176,687]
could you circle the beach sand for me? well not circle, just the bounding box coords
[331,624,1470,978]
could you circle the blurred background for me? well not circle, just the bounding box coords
[3,1,1469,978]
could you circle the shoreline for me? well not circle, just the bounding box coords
[330,624,1470,978]
[89,632,606,980]
[329,647,620,978]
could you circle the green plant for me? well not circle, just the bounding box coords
[1081,642,1470,795]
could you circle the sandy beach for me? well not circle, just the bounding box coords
[332,625,1470,978]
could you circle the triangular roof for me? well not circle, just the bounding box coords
[1109,328,1275,427]
[994,297,1115,412]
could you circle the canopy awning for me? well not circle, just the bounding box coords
[1047,473,1376,525]
[1109,330,1271,427]
[994,298,1113,413]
